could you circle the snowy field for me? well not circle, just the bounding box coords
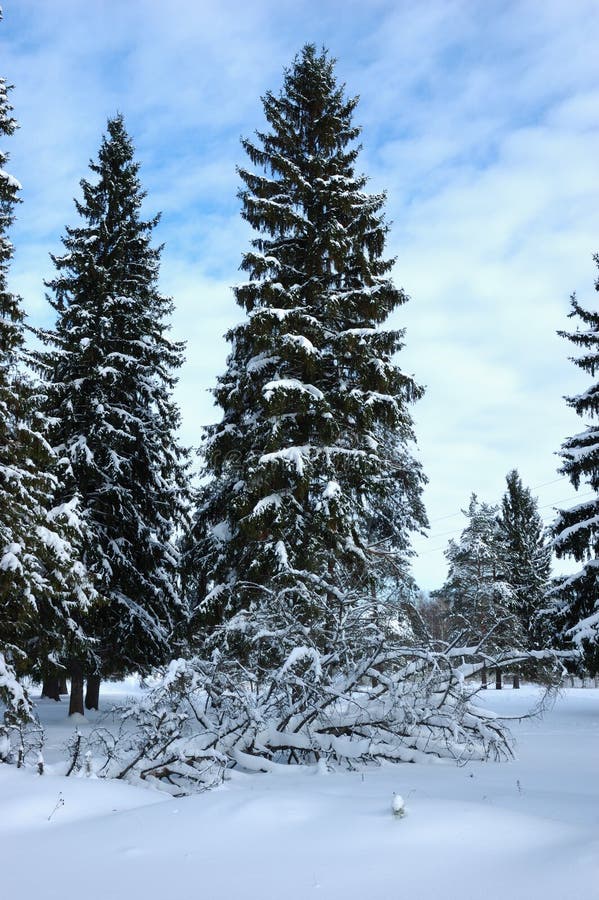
[1,684,597,900]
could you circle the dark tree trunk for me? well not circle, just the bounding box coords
[41,676,61,701]
[59,676,69,695]
[481,663,487,689]
[495,668,502,690]
[68,664,85,716]
[85,675,101,710]
[512,672,520,689]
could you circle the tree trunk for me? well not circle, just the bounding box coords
[59,676,69,695]
[495,668,502,690]
[68,664,85,716]
[41,676,61,701]
[512,672,520,689]
[481,663,487,689]
[85,675,101,710]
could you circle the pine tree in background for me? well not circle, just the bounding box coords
[0,25,94,701]
[433,495,523,686]
[552,263,599,674]
[498,470,552,652]
[187,45,427,654]
[38,115,189,709]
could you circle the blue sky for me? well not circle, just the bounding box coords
[2,0,598,589]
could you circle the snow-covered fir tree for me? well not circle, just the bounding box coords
[0,59,31,666]
[552,265,599,674]
[433,495,524,680]
[498,470,552,650]
[187,44,427,651]
[0,30,94,701]
[38,115,189,707]
[168,46,523,771]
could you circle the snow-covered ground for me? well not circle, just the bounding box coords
[1,684,597,900]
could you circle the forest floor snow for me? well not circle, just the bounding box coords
[0,683,597,900]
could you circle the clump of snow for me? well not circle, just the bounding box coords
[322,480,341,499]
[263,379,324,402]
[279,646,322,680]
[0,542,22,572]
[274,540,289,568]
[251,493,283,517]
[391,792,406,817]
[260,445,309,475]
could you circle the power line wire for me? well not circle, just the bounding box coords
[416,490,595,554]
[426,475,569,525]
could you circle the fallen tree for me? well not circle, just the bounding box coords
[77,634,568,796]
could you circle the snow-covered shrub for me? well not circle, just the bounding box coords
[82,661,228,793]
[0,652,42,766]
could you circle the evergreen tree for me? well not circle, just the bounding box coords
[187,45,427,660]
[0,25,93,694]
[552,263,599,674]
[0,32,31,665]
[433,495,523,685]
[38,115,189,705]
[498,470,552,649]
[150,48,552,774]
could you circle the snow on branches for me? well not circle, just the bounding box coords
[0,652,41,766]
[552,261,599,673]
[74,638,566,796]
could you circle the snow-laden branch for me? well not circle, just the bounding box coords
[74,641,567,796]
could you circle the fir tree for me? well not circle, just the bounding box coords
[0,26,93,694]
[552,263,599,674]
[498,470,552,649]
[38,115,189,705]
[0,35,30,663]
[165,50,560,772]
[187,44,427,655]
[433,495,523,685]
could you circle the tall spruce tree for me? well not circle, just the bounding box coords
[552,262,599,674]
[1,24,94,698]
[127,49,550,778]
[498,470,552,650]
[38,115,189,707]
[187,45,427,665]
